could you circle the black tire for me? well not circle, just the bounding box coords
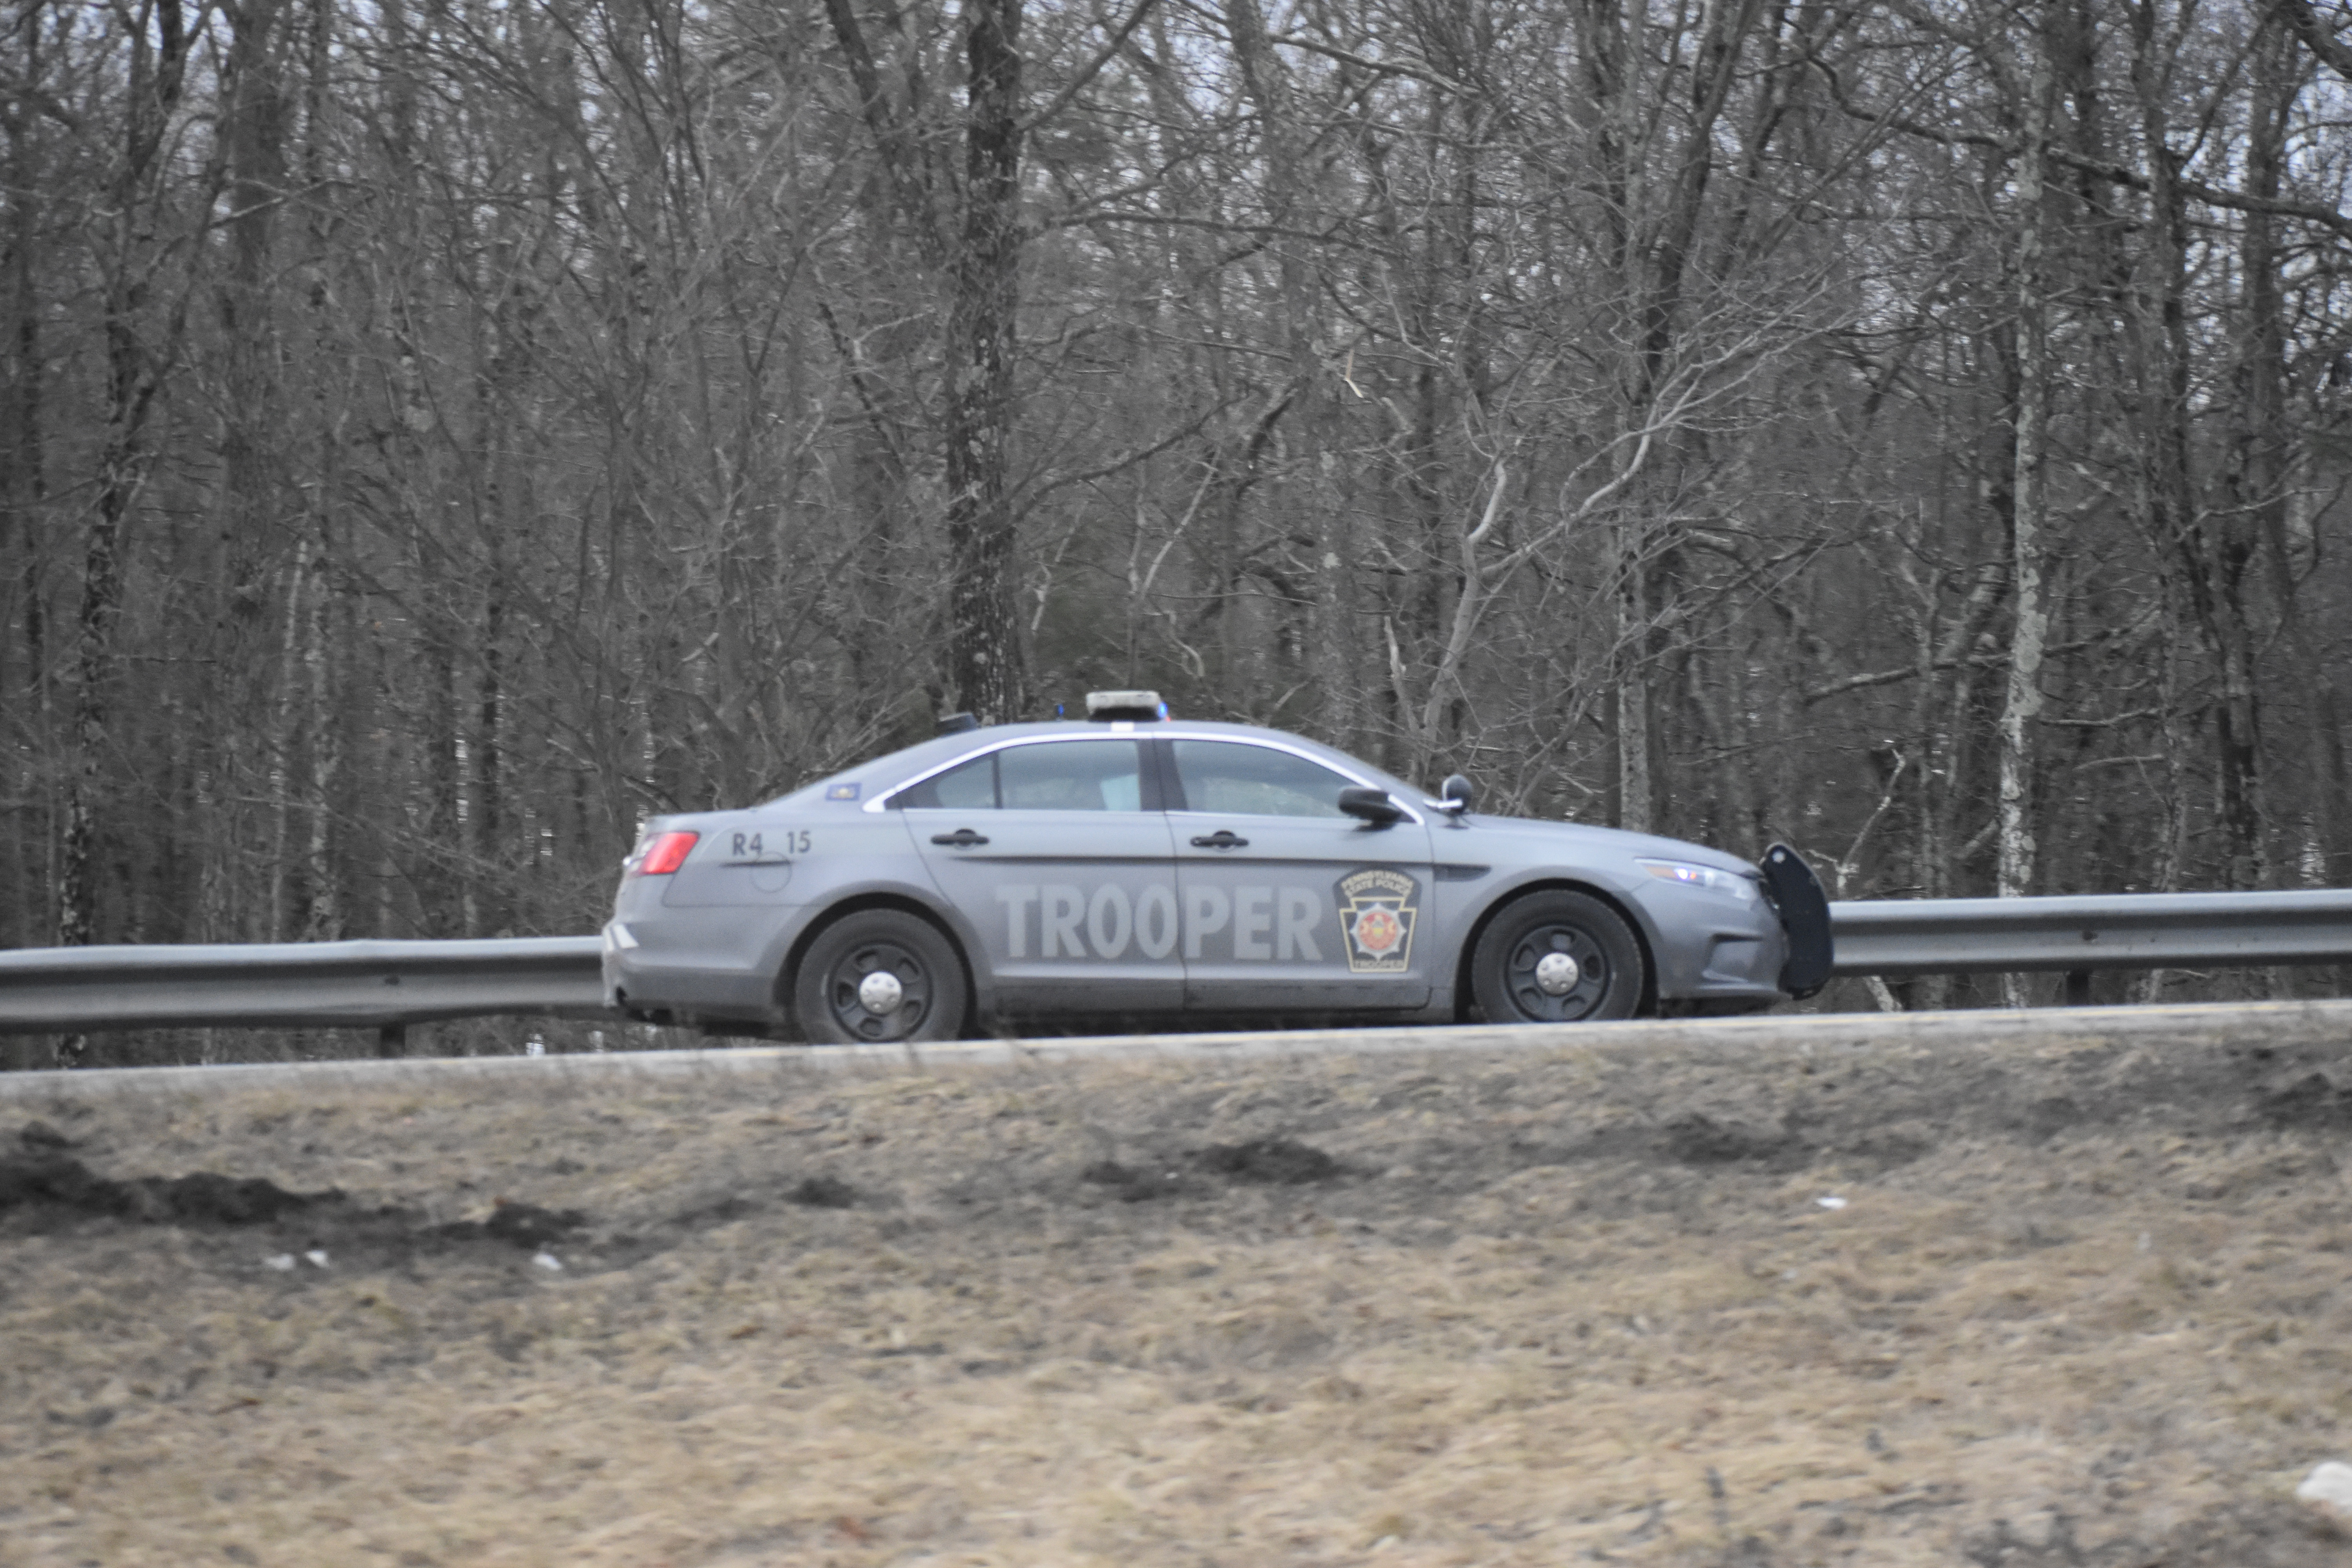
[792,909,969,1044]
[1469,891,1645,1024]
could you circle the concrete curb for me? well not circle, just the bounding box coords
[4,998,2347,1099]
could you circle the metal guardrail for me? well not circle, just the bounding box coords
[0,936,607,1041]
[1827,888,2352,977]
[1,889,2347,1042]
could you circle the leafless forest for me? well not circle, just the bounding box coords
[4,0,2348,993]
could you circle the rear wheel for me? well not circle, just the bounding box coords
[793,910,968,1044]
[1470,891,1644,1024]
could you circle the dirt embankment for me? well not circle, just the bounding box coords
[4,1010,2351,1567]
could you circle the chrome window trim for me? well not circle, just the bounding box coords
[866,730,1424,825]
[863,732,1152,813]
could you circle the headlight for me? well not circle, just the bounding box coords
[1637,859,1758,900]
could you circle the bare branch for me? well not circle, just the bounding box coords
[1020,0,1162,136]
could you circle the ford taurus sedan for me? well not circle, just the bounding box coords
[603,693,1832,1043]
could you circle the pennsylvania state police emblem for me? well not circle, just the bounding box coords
[1336,867,1419,973]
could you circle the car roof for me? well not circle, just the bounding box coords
[767,719,1429,809]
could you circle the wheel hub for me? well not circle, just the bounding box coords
[856,969,905,1015]
[1533,951,1581,996]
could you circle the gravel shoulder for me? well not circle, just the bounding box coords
[4,1003,2351,1567]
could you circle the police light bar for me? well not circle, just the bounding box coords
[1084,690,1167,721]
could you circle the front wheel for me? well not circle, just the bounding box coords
[792,909,969,1044]
[1469,891,1645,1024]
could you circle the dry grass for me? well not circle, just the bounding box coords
[4,1016,2351,1566]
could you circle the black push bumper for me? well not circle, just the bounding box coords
[1761,843,1834,999]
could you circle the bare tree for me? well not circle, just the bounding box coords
[12,0,2352,1064]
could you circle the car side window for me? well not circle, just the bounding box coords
[1172,740,1354,818]
[897,753,996,810]
[1000,740,1143,811]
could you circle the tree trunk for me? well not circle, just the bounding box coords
[269,539,310,940]
[298,0,340,942]
[1615,518,1653,833]
[2213,16,2294,892]
[1996,32,2055,927]
[60,0,196,973]
[1224,0,1345,740]
[2125,0,2198,987]
[942,0,1028,724]
[220,0,290,939]
[2,0,49,952]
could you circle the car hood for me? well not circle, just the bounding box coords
[1448,815,1761,878]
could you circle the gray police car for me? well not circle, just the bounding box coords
[603,692,1832,1042]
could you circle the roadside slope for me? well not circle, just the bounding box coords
[4,1002,2350,1566]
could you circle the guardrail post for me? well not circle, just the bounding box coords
[2063,970,2092,1007]
[377,1024,407,1058]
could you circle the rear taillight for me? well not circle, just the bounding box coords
[635,830,699,875]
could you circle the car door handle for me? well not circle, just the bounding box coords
[1189,831,1249,849]
[930,829,990,848]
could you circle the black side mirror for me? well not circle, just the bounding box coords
[1338,786,1404,827]
[1439,773,1476,813]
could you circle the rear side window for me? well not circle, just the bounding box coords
[1002,740,1142,810]
[1172,741,1354,818]
[897,753,998,810]
[896,740,1144,811]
